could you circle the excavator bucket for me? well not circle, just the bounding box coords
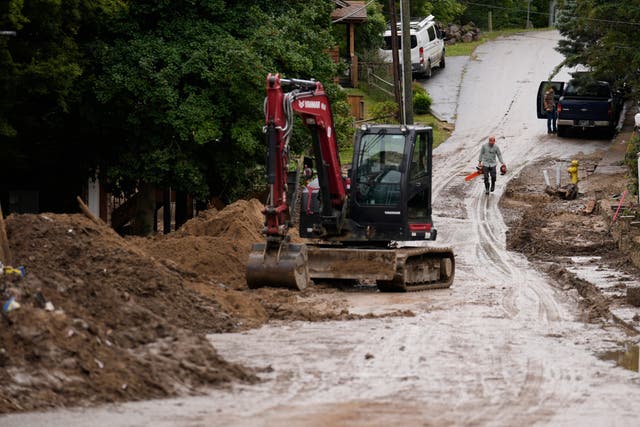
[246,242,310,290]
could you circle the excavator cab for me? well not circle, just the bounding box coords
[300,124,436,243]
[349,124,436,242]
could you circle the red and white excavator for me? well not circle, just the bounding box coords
[246,74,454,291]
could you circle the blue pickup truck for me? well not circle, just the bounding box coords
[537,77,622,137]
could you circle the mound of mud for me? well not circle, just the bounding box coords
[131,199,264,289]
[0,213,256,414]
[500,156,623,259]
[0,199,416,414]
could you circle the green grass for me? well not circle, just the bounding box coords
[447,27,554,57]
[413,114,453,149]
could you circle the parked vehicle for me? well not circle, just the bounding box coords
[537,77,622,137]
[379,15,445,79]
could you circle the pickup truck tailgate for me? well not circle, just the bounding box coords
[558,98,611,122]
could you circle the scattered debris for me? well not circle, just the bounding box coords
[584,199,597,215]
[2,296,20,313]
[544,184,578,200]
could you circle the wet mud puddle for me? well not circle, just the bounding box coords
[599,342,640,372]
[566,256,640,372]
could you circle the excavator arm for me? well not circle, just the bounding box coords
[247,74,347,290]
[262,74,346,240]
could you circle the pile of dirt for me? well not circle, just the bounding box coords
[130,199,264,290]
[129,199,386,325]
[0,212,257,413]
[500,153,626,261]
[0,199,414,413]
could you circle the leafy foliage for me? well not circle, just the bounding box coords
[91,0,350,202]
[460,0,552,29]
[415,1,466,24]
[413,84,432,114]
[2,0,355,209]
[556,0,640,96]
[368,100,400,123]
[379,0,466,25]
[625,133,640,185]
[0,0,123,211]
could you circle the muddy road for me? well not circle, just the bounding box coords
[4,31,640,426]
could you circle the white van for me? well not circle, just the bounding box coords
[379,15,445,78]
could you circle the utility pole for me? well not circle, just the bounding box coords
[401,0,413,124]
[549,0,556,27]
[526,0,532,28]
[388,0,403,122]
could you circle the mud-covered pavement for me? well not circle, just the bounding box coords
[3,31,640,426]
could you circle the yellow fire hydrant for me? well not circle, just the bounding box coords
[567,159,579,184]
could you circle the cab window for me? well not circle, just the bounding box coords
[408,133,430,219]
[354,134,405,206]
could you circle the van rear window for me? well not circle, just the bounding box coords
[383,35,417,50]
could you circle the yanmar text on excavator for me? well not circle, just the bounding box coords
[246,74,455,292]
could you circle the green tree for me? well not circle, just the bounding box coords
[0,0,122,212]
[379,0,466,24]
[1,0,356,222]
[556,0,640,95]
[91,0,344,207]
[415,1,466,24]
[460,0,553,29]
[354,1,387,52]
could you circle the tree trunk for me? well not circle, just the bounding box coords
[132,182,156,236]
[163,188,171,234]
[0,204,12,266]
[175,190,188,230]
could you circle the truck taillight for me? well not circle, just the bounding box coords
[419,47,424,63]
[557,103,562,113]
[409,223,431,232]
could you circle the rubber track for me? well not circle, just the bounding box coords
[377,246,455,292]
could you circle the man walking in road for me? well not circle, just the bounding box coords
[478,135,506,195]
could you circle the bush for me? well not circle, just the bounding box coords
[414,92,432,114]
[368,101,399,123]
[413,83,428,97]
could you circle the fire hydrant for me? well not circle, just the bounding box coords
[567,159,579,184]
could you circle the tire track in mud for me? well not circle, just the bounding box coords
[427,33,578,424]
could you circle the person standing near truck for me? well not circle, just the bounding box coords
[544,86,557,134]
[478,135,506,195]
